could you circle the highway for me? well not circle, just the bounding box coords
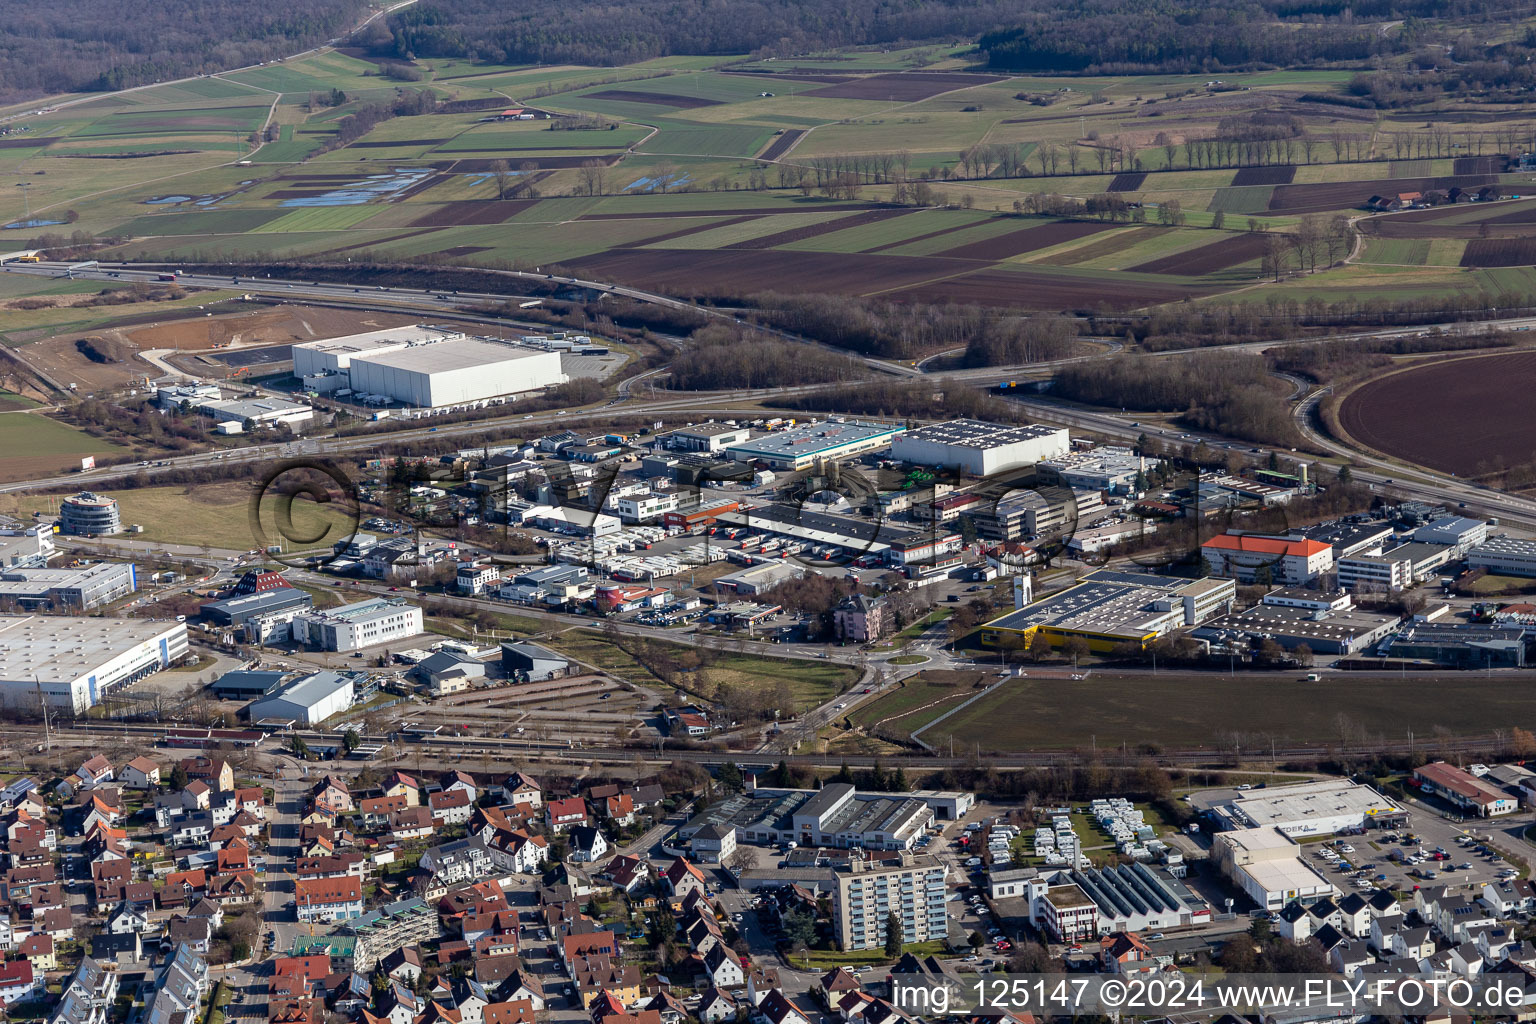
[6,257,1536,534]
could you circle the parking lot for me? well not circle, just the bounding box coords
[1301,814,1519,898]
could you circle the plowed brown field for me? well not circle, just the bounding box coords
[1338,352,1536,476]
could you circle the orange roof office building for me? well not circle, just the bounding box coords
[1200,533,1334,586]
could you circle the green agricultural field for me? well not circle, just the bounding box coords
[218,52,395,99]
[72,105,270,137]
[1207,186,1275,215]
[1425,238,1467,265]
[1360,238,1430,265]
[0,392,37,411]
[925,671,1536,752]
[433,125,649,152]
[846,671,991,742]
[0,481,358,552]
[636,120,776,158]
[0,415,125,483]
[114,208,288,237]
[251,206,385,233]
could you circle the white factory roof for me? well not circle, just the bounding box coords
[353,338,551,373]
[294,325,459,356]
[1238,854,1334,894]
[897,419,1065,450]
[0,615,181,683]
[1230,779,1401,827]
[259,670,351,709]
[204,397,312,418]
[303,596,415,624]
[1220,825,1304,854]
[724,419,902,458]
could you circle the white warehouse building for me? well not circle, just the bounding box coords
[292,326,463,392]
[346,338,565,409]
[246,670,354,726]
[891,419,1071,476]
[0,615,188,714]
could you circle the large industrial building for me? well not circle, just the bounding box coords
[290,597,423,652]
[712,504,961,567]
[679,783,943,852]
[59,493,121,536]
[292,326,565,408]
[979,569,1236,653]
[1213,827,1337,910]
[1468,536,1536,578]
[722,420,904,471]
[245,670,355,726]
[293,326,463,388]
[1039,447,1144,493]
[346,338,565,409]
[0,615,188,714]
[890,420,1070,476]
[1189,589,1400,656]
[0,562,137,611]
[1212,779,1402,837]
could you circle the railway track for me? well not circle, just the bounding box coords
[55,719,1508,769]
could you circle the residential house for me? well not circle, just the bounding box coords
[419,838,493,886]
[312,777,353,814]
[429,789,474,826]
[0,960,38,1006]
[74,756,113,790]
[703,944,745,988]
[663,857,708,900]
[697,988,738,1023]
[120,758,161,790]
[754,990,810,1024]
[546,797,587,832]
[568,826,608,863]
[604,794,636,827]
[500,773,542,811]
[295,877,364,923]
[439,771,478,802]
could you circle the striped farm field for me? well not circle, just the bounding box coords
[778,208,994,253]
[1030,225,1174,266]
[252,207,383,233]
[876,215,1031,257]
[643,211,840,249]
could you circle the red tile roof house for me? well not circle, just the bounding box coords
[0,959,38,1005]
[295,876,364,923]
[546,797,588,833]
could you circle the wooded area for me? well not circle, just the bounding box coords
[0,0,364,101]
[373,0,1027,67]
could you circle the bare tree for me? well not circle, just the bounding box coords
[490,159,512,200]
[577,159,606,197]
